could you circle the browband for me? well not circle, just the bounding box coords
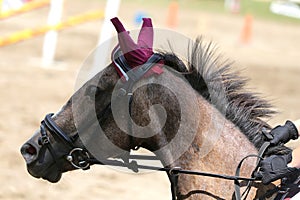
[112,47,163,81]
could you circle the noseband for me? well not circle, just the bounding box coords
[39,113,91,169]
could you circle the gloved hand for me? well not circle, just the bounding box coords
[269,120,299,145]
[256,152,298,185]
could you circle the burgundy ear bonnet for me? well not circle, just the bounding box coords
[111,17,163,79]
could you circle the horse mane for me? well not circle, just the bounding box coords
[161,37,290,155]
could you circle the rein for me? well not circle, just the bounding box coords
[38,52,277,200]
[39,113,270,199]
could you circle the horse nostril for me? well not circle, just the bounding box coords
[26,144,37,155]
[21,143,38,163]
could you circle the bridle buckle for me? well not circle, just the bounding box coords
[66,148,90,170]
[38,132,50,146]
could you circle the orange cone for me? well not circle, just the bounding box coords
[166,0,178,28]
[240,14,253,44]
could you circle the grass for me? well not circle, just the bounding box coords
[239,0,300,23]
[128,0,300,24]
[184,0,300,24]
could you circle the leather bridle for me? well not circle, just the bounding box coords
[39,113,91,170]
[37,50,279,200]
[38,112,270,200]
[37,50,164,170]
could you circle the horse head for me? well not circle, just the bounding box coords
[20,17,192,183]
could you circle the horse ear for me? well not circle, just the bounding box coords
[110,17,153,68]
[110,17,139,56]
[110,17,126,33]
[137,18,153,56]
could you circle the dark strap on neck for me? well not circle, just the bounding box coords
[113,51,163,150]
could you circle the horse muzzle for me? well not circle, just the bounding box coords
[20,114,92,183]
[20,141,60,182]
[20,134,66,183]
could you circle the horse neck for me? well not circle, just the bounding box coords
[131,69,273,199]
[132,67,259,171]
[166,96,263,199]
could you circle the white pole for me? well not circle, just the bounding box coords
[0,0,3,12]
[42,0,63,67]
[91,0,120,77]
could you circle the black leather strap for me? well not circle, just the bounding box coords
[38,122,60,165]
[234,142,271,200]
[112,47,163,82]
[126,53,162,82]
[44,113,75,148]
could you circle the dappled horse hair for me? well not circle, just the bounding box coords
[161,37,291,156]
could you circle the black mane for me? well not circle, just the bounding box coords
[161,38,290,155]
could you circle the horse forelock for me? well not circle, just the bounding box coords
[161,37,290,155]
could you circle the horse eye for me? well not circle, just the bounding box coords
[85,85,100,99]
